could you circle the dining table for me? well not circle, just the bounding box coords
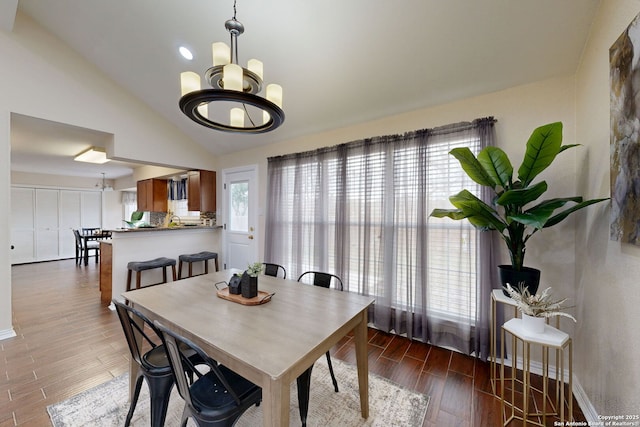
[82,230,111,265]
[121,269,375,427]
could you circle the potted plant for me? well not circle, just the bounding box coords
[241,262,263,298]
[503,283,576,333]
[430,122,608,294]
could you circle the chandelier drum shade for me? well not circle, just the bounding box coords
[179,1,284,134]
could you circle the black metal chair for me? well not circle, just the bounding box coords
[154,320,262,427]
[113,300,201,427]
[262,262,286,279]
[73,229,99,265]
[297,271,343,394]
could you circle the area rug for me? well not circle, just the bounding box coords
[47,358,429,426]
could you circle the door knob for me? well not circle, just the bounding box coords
[248,235,254,240]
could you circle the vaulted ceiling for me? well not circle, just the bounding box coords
[11,0,601,178]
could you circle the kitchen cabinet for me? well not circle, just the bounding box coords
[187,170,216,212]
[137,178,168,212]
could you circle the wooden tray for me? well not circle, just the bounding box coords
[216,288,274,305]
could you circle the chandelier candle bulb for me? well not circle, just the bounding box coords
[247,59,263,80]
[212,42,230,66]
[267,84,283,107]
[230,107,244,127]
[180,71,201,95]
[223,63,243,91]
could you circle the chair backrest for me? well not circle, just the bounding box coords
[113,299,161,368]
[81,227,100,236]
[154,320,242,410]
[263,263,286,279]
[73,229,83,248]
[297,271,343,291]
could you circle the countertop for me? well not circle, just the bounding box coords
[112,225,222,233]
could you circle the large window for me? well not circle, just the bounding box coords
[265,118,496,357]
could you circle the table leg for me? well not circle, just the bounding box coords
[354,310,369,419]
[262,378,289,427]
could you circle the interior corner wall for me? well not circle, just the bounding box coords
[574,0,640,416]
[0,111,13,337]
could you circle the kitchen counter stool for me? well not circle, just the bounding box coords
[177,251,219,279]
[126,257,177,291]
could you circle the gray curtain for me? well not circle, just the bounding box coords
[265,117,497,359]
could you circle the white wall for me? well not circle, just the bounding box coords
[0,11,217,335]
[574,0,640,416]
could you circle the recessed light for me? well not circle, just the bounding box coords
[179,46,193,60]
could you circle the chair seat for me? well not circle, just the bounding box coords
[179,251,218,263]
[85,241,100,249]
[190,366,259,415]
[128,257,176,272]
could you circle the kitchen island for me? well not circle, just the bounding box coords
[101,225,222,305]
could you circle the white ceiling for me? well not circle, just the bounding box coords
[11,0,601,179]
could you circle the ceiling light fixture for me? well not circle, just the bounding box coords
[74,147,110,164]
[178,0,284,134]
[179,46,194,60]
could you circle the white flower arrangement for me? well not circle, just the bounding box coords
[246,262,263,278]
[504,283,576,322]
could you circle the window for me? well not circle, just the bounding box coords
[266,118,495,354]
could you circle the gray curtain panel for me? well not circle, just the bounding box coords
[265,117,497,359]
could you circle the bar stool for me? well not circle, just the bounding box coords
[178,251,219,279]
[126,257,177,291]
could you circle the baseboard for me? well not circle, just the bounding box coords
[498,355,599,422]
[0,328,17,341]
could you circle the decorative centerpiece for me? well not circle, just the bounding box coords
[504,283,576,333]
[241,262,263,299]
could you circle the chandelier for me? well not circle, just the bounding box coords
[179,1,284,134]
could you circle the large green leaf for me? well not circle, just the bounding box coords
[496,181,548,207]
[517,122,563,186]
[450,148,497,188]
[543,198,609,228]
[449,190,507,232]
[430,208,469,220]
[477,147,513,190]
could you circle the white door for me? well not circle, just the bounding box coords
[35,188,59,261]
[60,190,81,258]
[10,187,36,264]
[223,166,258,270]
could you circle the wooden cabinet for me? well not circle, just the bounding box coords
[187,170,216,212]
[137,178,168,212]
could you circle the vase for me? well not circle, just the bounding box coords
[241,273,258,298]
[498,265,541,297]
[521,313,545,334]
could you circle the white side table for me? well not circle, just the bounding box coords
[500,318,573,426]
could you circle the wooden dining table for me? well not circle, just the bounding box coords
[121,269,375,427]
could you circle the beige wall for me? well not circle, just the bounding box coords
[575,0,640,416]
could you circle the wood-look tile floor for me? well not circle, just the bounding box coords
[0,259,586,426]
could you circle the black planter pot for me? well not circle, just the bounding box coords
[498,265,541,296]
[241,273,258,299]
